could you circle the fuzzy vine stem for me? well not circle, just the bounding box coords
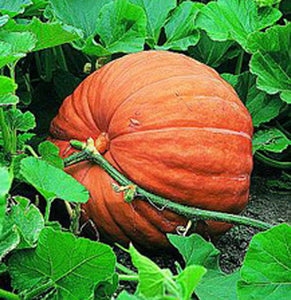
[64,139,273,231]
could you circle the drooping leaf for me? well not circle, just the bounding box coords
[237,224,291,300]
[168,234,239,300]
[4,18,80,51]
[5,109,36,132]
[96,0,146,54]
[253,128,291,153]
[223,72,284,127]
[196,0,281,50]
[129,0,176,47]
[38,141,64,169]
[255,0,282,7]
[248,23,291,103]
[156,2,202,51]
[0,0,32,17]
[8,227,116,299]
[8,197,44,249]
[190,31,240,67]
[20,157,89,203]
[49,0,112,38]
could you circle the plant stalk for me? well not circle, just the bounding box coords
[235,51,244,75]
[256,152,291,170]
[0,288,20,300]
[116,263,136,275]
[64,140,273,231]
[118,274,139,281]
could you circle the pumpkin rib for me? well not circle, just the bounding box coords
[106,74,241,131]
[110,126,251,142]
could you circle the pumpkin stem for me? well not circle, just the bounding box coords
[64,139,273,231]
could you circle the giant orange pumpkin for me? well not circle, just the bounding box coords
[49,51,253,249]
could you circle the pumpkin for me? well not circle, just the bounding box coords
[49,51,253,249]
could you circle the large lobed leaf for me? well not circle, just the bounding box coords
[8,227,116,299]
[248,23,291,103]
[196,0,281,50]
[0,0,32,17]
[237,224,291,299]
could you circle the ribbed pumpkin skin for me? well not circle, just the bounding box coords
[50,51,253,249]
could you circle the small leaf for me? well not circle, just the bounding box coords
[248,23,291,103]
[0,0,32,17]
[0,75,17,95]
[0,15,9,27]
[253,128,291,153]
[196,0,281,50]
[49,0,112,38]
[176,265,206,300]
[5,109,36,132]
[129,244,167,298]
[38,141,64,169]
[3,18,80,51]
[9,197,44,249]
[129,0,176,46]
[96,0,146,54]
[190,31,240,67]
[156,2,201,51]
[117,291,144,300]
[237,224,291,300]
[0,94,19,106]
[20,157,89,203]
[0,221,19,260]
[8,227,116,299]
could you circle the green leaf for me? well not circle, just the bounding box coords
[129,0,176,46]
[156,2,201,51]
[129,244,167,298]
[9,197,44,249]
[20,157,89,203]
[38,141,64,169]
[96,0,146,54]
[237,224,291,300]
[190,31,240,67]
[0,76,19,106]
[253,128,291,153]
[49,0,112,38]
[0,220,19,260]
[0,15,9,27]
[117,291,144,300]
[0,30,36,54]
[94,273,118,300]
[0,0,32,17]
[0,263,7,274]
[248,23,291,103]
[5,109,36,132]
[196,0,281,50]
[8,227,116,299]
[176,265,206,300]
[0,167,12,233]
[168,234,220,269]
[4,18,80,51]
[223,72,284,127]
[255,0,282,7]
[0,94,19,106]
[168,234,239,300]
[0,75,17,95]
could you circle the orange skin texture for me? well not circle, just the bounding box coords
[49,51,253,249]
